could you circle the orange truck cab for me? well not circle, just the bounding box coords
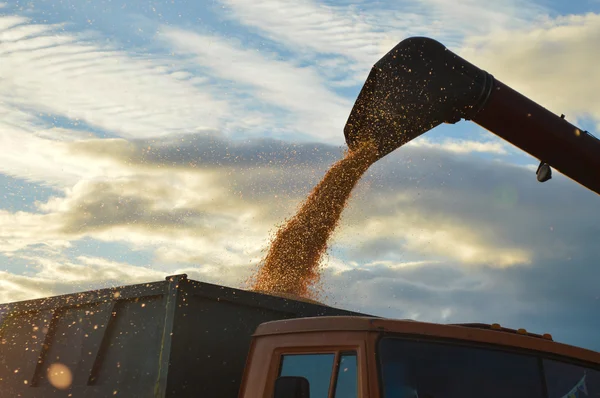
[240,316,600,398]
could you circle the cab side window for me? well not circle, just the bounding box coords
[280,353,335,398]
[334,352,358,398]
[278,351,358,398]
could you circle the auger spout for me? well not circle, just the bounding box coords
[344,37,600,195]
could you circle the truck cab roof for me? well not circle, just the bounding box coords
[255,316,600,366]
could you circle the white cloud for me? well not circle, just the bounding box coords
[31,255,166,284]
[0,141,278,278]
[159,26,352,143]
[0,21,59,41]
[0,122,137,187]
[0,253,231,303]
[415,0,546,35]
[0,134,535,272]
[0,209,71,253]
[218,0,547,77]
[459,12,600,130]
[219,0,392,65]
[337,211,532,268]
[0,14,25,30]
[408,137,509,155]
[0,14,228,139]
[365,260,438,269]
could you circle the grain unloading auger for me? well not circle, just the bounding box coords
[344,36,600,195]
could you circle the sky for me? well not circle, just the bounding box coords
[1,0,599,351]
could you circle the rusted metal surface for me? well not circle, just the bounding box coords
[0,275,363,397]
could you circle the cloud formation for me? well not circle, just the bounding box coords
[0,253,237,303]
[460,12,600,129]
[218,0,547,83]
[0,14,228,139]
[1,1,600,353]
[3,132,598,305]
[159,27,352,143]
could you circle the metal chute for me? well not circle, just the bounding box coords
[344,37,600,195]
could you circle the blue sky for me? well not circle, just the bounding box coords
[1,0,600,351]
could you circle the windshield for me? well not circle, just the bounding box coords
[379,337,599,398]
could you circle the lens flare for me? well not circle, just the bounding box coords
[47,363,72,390]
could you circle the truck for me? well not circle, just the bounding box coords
[1,36,599,397]
[1,274,598,398]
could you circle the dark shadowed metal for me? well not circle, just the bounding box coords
[345,36,600,196]
[0,275,366,397]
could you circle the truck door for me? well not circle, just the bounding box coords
[238,330,369,398]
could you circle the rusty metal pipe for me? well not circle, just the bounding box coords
[344,37,600,195]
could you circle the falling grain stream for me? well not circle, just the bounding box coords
[251,141,378,299]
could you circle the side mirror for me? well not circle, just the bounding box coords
[273,376,310,398]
